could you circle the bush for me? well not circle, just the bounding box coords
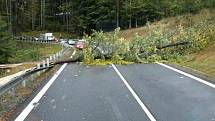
[83,28,130,64]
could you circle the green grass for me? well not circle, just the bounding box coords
[174,42,215,78]
[0,41,63,78]
[118,9,215,40]
[8,41,62,63]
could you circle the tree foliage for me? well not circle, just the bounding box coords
[82,13,215,64]
[0,0,214,34]
[0,16,15,64]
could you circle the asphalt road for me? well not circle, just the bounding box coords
[15,63,215,121]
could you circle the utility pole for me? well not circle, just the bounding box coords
[41,0,43,28]
[9,0,12,32]
[5,0,12,32]
[5,0,9,28]
[31,0,35,30]
[116,0,119,28]
[44,0,45,29]
[129,0,131,28]
[66,0,69,32]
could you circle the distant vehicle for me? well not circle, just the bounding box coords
[68,39,79,45]
[68,39,76,45]
[75,41,85,49]
[78,39,86,42]
[60,39,68,43]
[39,33,56,41]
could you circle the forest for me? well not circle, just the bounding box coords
[0,0,215,35]
[0,0,215,64]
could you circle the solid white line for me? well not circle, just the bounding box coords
[15,63,68,121]
[16,48,76,121]
[156,62,215,89]
[111,64,156,121]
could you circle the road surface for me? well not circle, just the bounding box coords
[14,63,215,121]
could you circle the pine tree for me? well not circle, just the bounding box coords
[0,16,15,64]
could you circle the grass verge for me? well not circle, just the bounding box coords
[8,41,62,63]
[173,43,215,79]
[0,41,62,78]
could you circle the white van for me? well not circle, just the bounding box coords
[39,33,55,41]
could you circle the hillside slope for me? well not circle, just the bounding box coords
[177,42,215,78]
[119,9,215,79]
[119,9,215,40]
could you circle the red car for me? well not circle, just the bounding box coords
[75,41,85,49]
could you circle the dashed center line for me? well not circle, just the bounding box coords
[111,64,157,121]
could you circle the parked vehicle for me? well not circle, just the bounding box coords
[78,39,86,42]
[60,39,68,43]
[68,39,77,45]
[75,41,85,49]
[39,33,55,41]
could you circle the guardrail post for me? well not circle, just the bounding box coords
[61,50,63,56]
[58,52,60,58]
[22,79,26,87]
[56,53,58,59]
[47,58,50,67]
[50,56,52,61]
[37,63,40,76]
[31,74,34,81]
[9,87,16,96]
[43,60,46,72]
[58,52,60,57]
[53,55,56,61]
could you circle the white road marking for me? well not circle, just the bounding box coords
[15,63,67,121]
[156,62,215,89]
[111,64,156,121]
[14,48,78,121]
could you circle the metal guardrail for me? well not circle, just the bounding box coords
[0,45,70,92]
[0,66,56,120]
[15,36,59,44]
[0,43,72,120]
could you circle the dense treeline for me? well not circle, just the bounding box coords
[0,16,14,64]
[0,0,214,64]
[0,0,215,35]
